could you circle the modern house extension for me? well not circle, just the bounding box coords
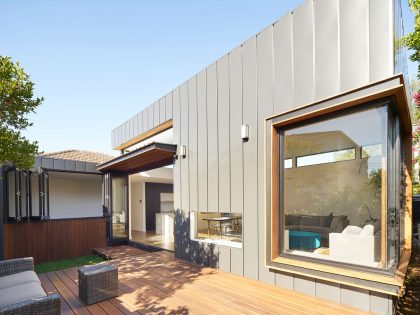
[0,0,413,314]
[100,0,412,313]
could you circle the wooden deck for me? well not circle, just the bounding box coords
[39,246,372,314]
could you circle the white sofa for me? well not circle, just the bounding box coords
[329,225,377,266]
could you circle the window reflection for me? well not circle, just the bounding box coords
[281,106,393,269]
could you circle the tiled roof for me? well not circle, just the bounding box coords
[40,150,115,164]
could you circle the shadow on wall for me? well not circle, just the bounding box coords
[174,210,219,268]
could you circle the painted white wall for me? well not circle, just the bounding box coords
[130,177,146,232]
[129,166,173,233]
[49,172,102,219]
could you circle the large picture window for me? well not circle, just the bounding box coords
[278,104,401,270]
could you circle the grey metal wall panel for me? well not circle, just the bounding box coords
[339,0,369,92]
[137,112,143,135]
[340,285,370,312]
[275,271,294,290]
[148,105,154,131]
[129,117,134,140]
[217,55,230,213]
[34,157,42,169]
[315,279,340,303]
[242,37,259,280]
[369,0,393,82]
[85,163,98,173]
[257,26,275,285]
[180,82,189,212]
[143,108,148,134]
[64,160,76,171]
[273,14,293,114]
[294,275,315,296]
[53,159,65,170]
[314,0,340,100]
[173,87,181,210]
[197,70,208,212]
[230,247,243,276]
[76,161,86,172]
[207,62,219,212]
[218,246,231,273]
[166,92,173,121]
[111,131,115,149]
[229,46,243,214]
[188,77,198,211]
[41,158,54,169]
[125,121,129,144]
[292,0,314,107]
[159,97,166,124]
[370,292,390,315]
[153,101,159,127]
[135,115,140,138]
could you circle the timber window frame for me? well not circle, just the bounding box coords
[264,75,412,294]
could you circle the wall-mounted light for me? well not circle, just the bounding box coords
[178,145,187,158]
[241,124,249,141]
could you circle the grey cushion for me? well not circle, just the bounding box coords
[0,281,46,307]
[286,215,301,226]
[0,270,41,290]
[330,215,348,233]
[300,215,320,226]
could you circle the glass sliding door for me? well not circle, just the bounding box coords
[111,174,128,243]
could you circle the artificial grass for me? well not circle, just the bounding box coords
[35,255,105,274]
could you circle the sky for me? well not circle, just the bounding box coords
[0,1,417,156]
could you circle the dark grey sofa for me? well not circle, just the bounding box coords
[0,257,61,315]
[286,214,349,246]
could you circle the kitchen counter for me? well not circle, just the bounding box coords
[156,212,174,236]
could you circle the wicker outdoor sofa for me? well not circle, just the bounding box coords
[0,257,61,315]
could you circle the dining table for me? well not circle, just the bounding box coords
[202,216,242,237]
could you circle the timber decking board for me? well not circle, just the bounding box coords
[39,246,373,315]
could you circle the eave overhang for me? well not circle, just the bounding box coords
[97,142,177,174]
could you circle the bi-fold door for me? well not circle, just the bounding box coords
[5,167,49,222]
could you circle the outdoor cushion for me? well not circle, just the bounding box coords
[0,270,41,290]
[0,281,46,307]
[342,225,363,235]
[360,224,374,236]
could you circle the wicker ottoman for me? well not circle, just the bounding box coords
[78,264,118,305]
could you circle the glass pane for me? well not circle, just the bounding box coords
[296,148,355,167]
[282,106,388,269]
[31,172,40,217]
[284,159,293,169]
[192,212,242,246]
[20,172,28,218]
[7,171,16,218]
[112,176,128,239]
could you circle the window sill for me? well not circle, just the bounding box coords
[266,248,410,296]
[191,237,242,249]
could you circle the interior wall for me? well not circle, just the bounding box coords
[49,172,102,219]
[130,167,173,233]
[130,176,145,232]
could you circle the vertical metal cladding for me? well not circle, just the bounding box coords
[188,77,198,212]
[197,70,208,212]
